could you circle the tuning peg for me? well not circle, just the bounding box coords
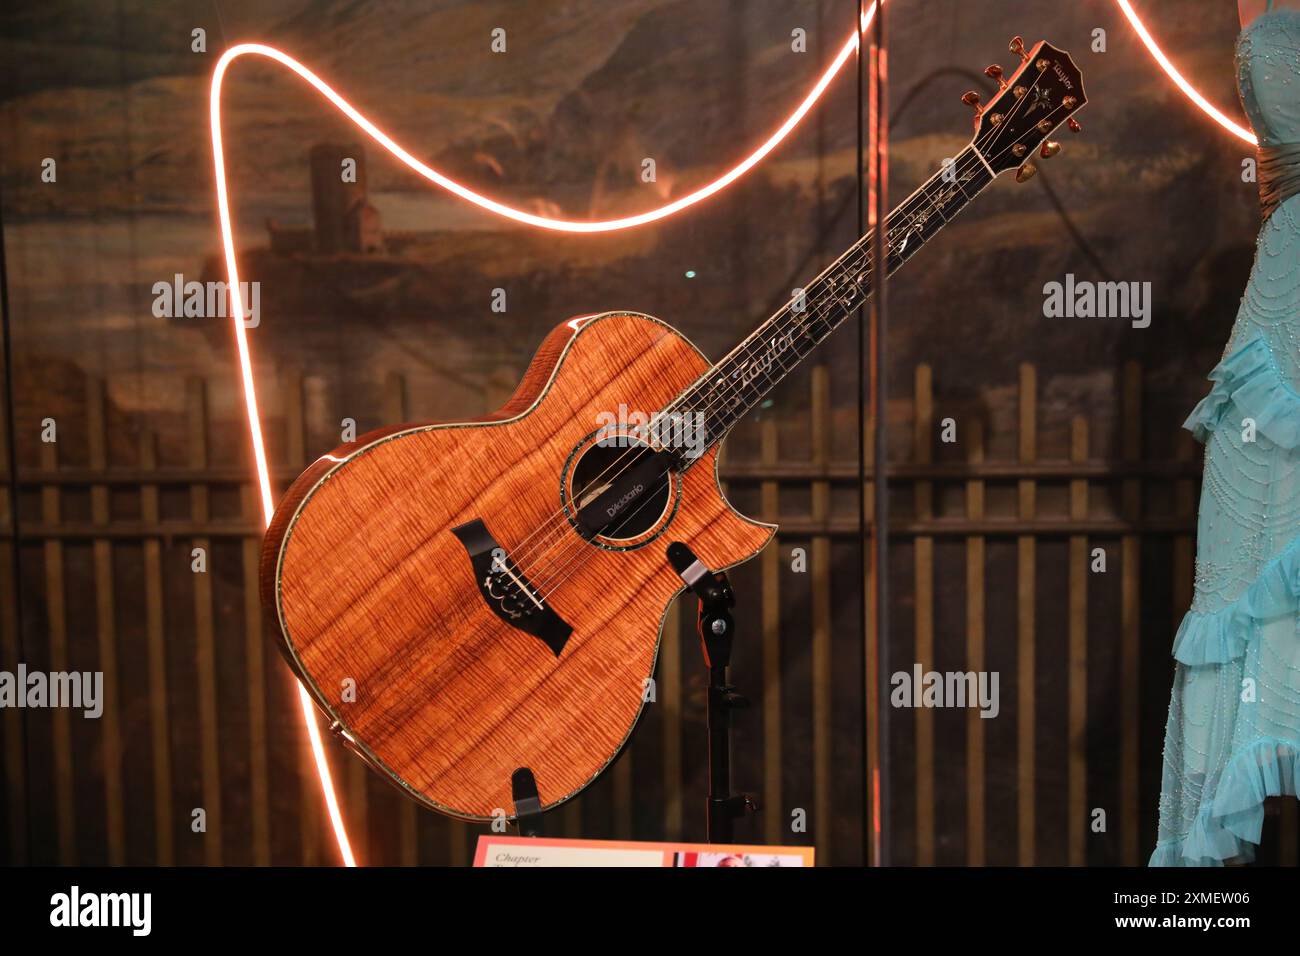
[984,64,1006,87]
[1039,140,1061,159]
[1009,36,1031,63]
[961,90,982,110]
[1016,163,1038,183]
[1067,117,1082,133]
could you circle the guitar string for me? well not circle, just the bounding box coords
[515,100,1051,606]
[504,74,1061,604]
[521,87,1060,602]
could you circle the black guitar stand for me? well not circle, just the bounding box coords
[507,543,758,843]
[667,541,759,843]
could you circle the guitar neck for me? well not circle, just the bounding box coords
[664,143,998,461]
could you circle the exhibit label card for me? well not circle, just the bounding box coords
[473,836,814,867]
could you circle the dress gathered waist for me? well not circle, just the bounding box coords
[1258,143,1300,220]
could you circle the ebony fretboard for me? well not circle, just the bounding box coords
[664,144,996,460]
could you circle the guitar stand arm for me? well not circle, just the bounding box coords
[511,766,545,837]
[667,542,759,843]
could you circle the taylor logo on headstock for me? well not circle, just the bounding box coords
[962,35,1087,183]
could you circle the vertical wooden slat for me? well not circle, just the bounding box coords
[810,366,831,864]
[382,371,419,865]
[1120,362,1142,865]
[965,419,986,866]
[399,805,421,866]
[86,379,125,864]
[41,438,75,864]
[187,378,222,865]
[661,606,683,839]
[281,371,322,866]
[240,479,271,866]
[138,431,174,865]
[612,750,633,840]
[1068,417,1089,866]
[331,379,379,862]
[561,794,582,838]
[760,418,782,845]
[446,822,468,867]
[0,379,26,864]
[912,365,934,865]
[1017,363,1037,867]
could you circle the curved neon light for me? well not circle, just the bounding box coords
[213,29,869,236]
[211,5,879,867]
[1114,0,1257,144]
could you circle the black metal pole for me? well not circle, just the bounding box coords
[706,660,733,843]
[859,0,890,868]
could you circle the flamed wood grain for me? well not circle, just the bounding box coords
[261,312,774,820]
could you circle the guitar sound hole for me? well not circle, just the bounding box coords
[569,439,672,542]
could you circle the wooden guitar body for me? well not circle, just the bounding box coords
[261,311,775,820]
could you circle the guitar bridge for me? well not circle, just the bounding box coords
[451,518,572,656]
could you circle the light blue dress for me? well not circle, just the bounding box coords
[1152,3,1300,866]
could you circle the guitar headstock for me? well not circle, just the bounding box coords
[962,37,1087,183]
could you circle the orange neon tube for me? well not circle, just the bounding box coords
[1114,0,1257,144]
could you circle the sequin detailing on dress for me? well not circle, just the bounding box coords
[1152,10,1300,866]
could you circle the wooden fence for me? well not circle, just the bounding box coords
[2,362,1298,866]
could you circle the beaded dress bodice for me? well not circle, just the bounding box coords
[1227,12,1300,384]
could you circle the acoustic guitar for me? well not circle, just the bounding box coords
[261,38,1087,821]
